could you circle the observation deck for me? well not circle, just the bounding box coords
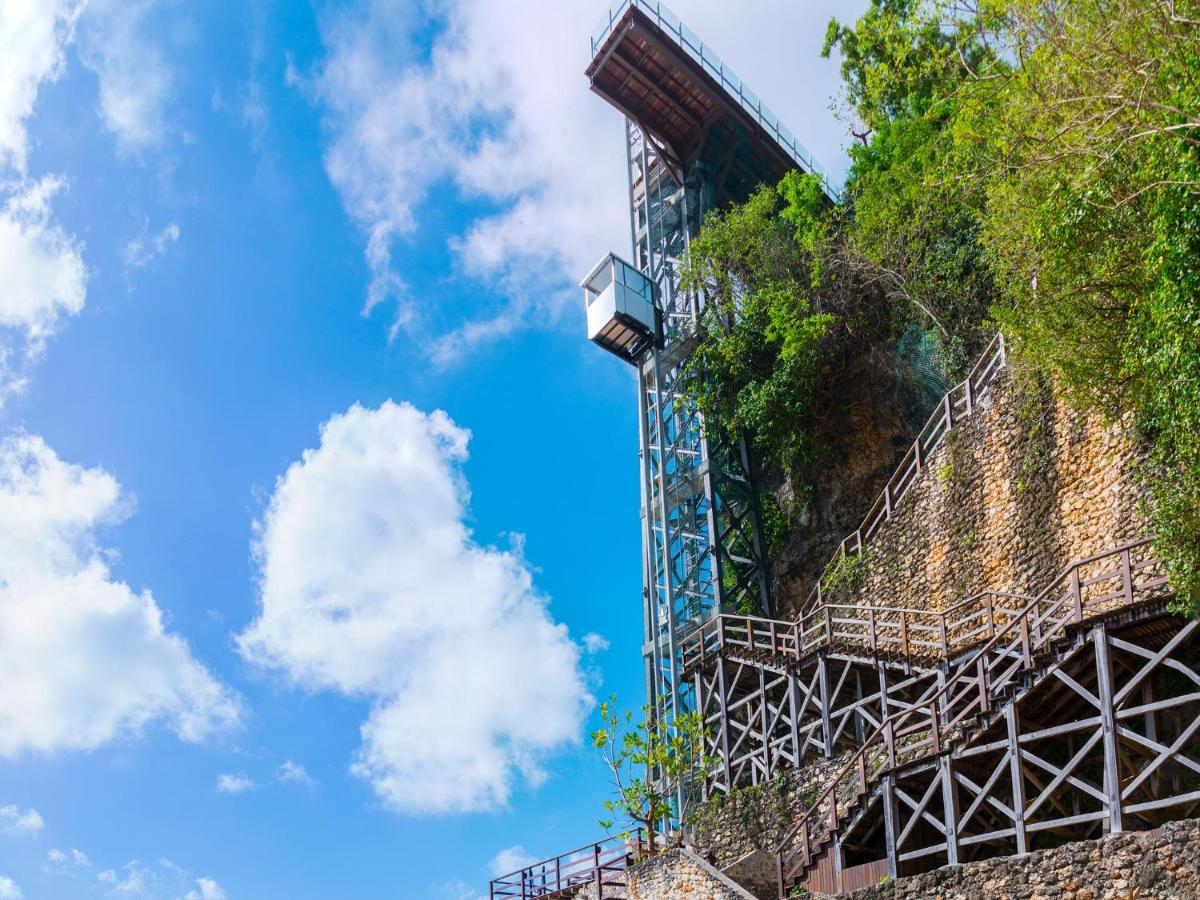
[587,0,839,204]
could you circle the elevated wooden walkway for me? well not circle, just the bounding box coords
[679,539,1186,897]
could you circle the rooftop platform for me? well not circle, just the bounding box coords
[586,0,839,203]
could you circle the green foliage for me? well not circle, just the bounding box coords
[822,549,871,598]
[592,696,716,850]
[682,0,1200,606]
[680,178,836,469]
[970,0,1200,610]
[826,0,999,363]
[759,493,792,557]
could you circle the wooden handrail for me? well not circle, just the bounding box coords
[774,538,1167,892]
[679,585,1037,675]
[489,830,646,899]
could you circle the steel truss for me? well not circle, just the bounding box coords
[627,118,772,735]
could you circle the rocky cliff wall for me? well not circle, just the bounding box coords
[784,370,1149,618]
[839,818,1200,900]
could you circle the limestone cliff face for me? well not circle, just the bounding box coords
[770,351,936,618]
[775,367,1148,619]
[839,818,1200,900]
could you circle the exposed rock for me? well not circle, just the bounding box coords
[782,370,1149,619]
[840,820,1200,900]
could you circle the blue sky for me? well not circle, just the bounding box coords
[0,1,861,897]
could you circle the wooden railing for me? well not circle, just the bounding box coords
[681,587,1033,674]
[800,333,1008,614]
[775,540,1170,894]
[489,831,645,899]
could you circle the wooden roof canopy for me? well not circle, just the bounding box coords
[585,3,816,204]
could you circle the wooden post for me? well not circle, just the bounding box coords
[914,438,923,473]
[788,673,803,767]
[1071,567,1083,622]
[759,666,771,779]
[940,754,960,866]
[855,669,866,742]
[1006,702,1027,854]
[976,656,989,714]
[884,483,892,518]
[1093,624,1124,834]
[1120,548,1134,606]
[716,662,733,790]
[818,655,834,759]
[964,373,974,415]
[882,775,900,879]
[878,661,895,768]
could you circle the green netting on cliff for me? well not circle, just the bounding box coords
[888,325,952,437]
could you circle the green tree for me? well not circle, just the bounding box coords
[971,0,1200,609]
[679,176,838,470]
[592,696,715,852]
[825,0,1001,369]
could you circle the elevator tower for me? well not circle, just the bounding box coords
[582,1,838,736]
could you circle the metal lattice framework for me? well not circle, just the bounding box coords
[627,119,772,734]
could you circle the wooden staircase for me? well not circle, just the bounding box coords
[673,539,1184,896]
[763,540,1178,895]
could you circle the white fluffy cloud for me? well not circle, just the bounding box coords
[0,0,90,402]
[581,632,609,654]
[0,805,43,836]
[97,863,146,894]
[308,0,860,361]
[0,177,86,367]
[238,401,590,813]
[311,0,627,359]
[77,0,173,153]
[275,759,314,786]
[184,877,226,900]
[0,875,20,899]
[47,847,89,866]
[215,773,255,795]
[0,433,241,756]
[489,845,538,877]
[123,219,179,274]
[0,0,81,174]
